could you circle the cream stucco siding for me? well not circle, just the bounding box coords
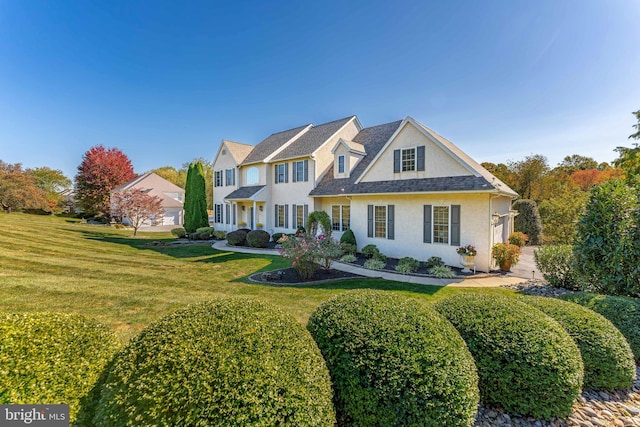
[312,120,360,180]
[332,144,363,179]
[349,193,495,272]
[360,122,471,183]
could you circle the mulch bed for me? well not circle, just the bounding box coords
[249,267,364,285]
[347,254,500,278]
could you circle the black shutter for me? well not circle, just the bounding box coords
[304,204,308,228]
[285,163,289,183]
[226,204,230,224]
[275,204,279,227]
[451,205,461,246]
[417,146,425,171]
[303,160,308,182]
[387,205,394,240]
[285,205,289,228]
[292,163,297,183]
[232,204,236,225]
[232,168,236,185]
[274,165,278,183]
[292,204,297,228]
[367,205,373,237]
[393,149,401,173]
[423,205,432,243]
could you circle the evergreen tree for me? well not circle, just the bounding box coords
[184,161,209,232]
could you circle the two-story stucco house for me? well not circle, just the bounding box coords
[212,115,517,272]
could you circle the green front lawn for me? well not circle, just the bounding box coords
[0,213,515,342]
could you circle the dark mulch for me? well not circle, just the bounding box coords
[250,267,364,285]
[348,254,491,277]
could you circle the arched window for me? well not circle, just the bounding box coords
[246,167,259,185]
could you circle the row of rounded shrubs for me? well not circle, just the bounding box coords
[170,226,227,240]
[2,291,639,426]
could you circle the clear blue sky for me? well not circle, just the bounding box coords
[1,0,639,179]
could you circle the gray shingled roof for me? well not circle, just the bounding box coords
[309,119,501,196]
[270,116,356,161]
[310,176,494,196]
[240,124,311,165]
[225,185,266,200]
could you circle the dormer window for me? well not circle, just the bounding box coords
[338,155,345,174]
[402,148,415,171]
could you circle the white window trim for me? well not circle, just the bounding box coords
[275,164,286,184]
[432,205,451,245]
[332,204,350,231]
[276,205,286,228]
[246,167,259,185]
[374,205,387,239]
[401,146,417,172]
[337,155,345,174]
[295,205,304,228]
[292,161,305,182]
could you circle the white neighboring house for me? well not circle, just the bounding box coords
[110,173,185,226]
[212,115,518,272]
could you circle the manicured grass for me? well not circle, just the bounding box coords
[0,213,516,342]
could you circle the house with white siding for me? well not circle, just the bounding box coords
[212,115,518,271]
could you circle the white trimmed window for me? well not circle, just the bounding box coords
[401,147,416,172]
[338,155,345,173]
[276,204,286,227]
[295,205,304,228]
[214,204,222,223]
[292,160,308,182]
[225,169,235,186]
[433,206,450,244]
[275,164,288,184]
[374,205,387,238]
[331,205,350,231]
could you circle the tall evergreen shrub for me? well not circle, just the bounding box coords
[512,199,542,245]
[573,180,639,296]
[184,162,209,232]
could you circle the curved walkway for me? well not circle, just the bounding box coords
[212,240,527,288]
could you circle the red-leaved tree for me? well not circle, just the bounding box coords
[75,146,135,217]
[110,188,165,236]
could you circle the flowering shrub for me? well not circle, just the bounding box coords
[456,245,477,256]
[508,232,528,247]
[316,234,342,270]
[279,233,343,279]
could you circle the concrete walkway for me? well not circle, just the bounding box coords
[212,240,528,288]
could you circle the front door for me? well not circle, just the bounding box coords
[250,207,254,229]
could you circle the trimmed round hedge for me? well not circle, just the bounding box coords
[226,229,248,246]
[246,230,270,248]
[519,295,635,390]
[560,292,640,363]
[0,312,120,422]
[307,289,479,427]
[84,298,335,426]
[433,294,584,419]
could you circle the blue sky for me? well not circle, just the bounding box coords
[1,1,639,179]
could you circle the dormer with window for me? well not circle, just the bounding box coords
[331,138,365,179]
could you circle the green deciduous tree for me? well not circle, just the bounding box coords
[27,167,72,212]
[512,199,542,245]
[508,155,550,203]
[184,161,209,232]
[538,181,588,244]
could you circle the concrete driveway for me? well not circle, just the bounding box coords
[508,246,541,280]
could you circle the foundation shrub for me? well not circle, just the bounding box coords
[361,244,379,259]
[213,230,226,239]
[84,299,335,426]
[339,254,357,263]
[170,227,186,238]
[0,313,120,423]
[307,290,479,427]
[559,293,640,362]
[429,265,455,278]
[395,257,420,274]
[340,243,357,255]
[363,258,385,270]
[425,256,445,269]
[246,230,270,248]
[271,232,284,242]
[226,229,248,246]
[339,229,357,246]
[434,294,584,419]
[520,295,635,390]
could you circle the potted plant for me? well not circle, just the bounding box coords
[456,244,477,273]
[238,221,247,227]
[256,223,263,230]
[491,242,521,271]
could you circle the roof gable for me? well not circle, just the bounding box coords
[331,138,366,155]
[270,116,360,161]
[223,140,254,164]
[112,173,185,194]
[240,124,312,165]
